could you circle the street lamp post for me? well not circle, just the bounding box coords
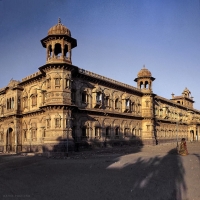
[66,118,69,157]
[176,112,183,149]
[66,110,73,157]
[29,139,32,153]
[176,121,178,149]
[7,128,10,153]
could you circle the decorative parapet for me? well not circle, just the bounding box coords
[0,87,6,92]
[22,71,42,82]
[155,95,200,114]
[78,68,141,92]
[155,95,184,107]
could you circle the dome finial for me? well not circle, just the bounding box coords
[143,65,145,68]
[58,18,61,24]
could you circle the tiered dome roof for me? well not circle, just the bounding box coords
[48,18,71,36]
[137,65,152,78]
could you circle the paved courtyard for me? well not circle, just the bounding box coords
[0,142,200,200]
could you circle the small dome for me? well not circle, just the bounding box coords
[137,65,152,78]
[48,18,71,36]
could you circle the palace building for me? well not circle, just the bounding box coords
[0,19,199,153]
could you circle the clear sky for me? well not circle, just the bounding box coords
[0,0,200,108]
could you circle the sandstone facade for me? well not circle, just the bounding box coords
[0,19,199,153]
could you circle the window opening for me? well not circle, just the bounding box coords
[96,92,102,103]
[54,43,62,58]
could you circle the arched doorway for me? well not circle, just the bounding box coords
[190,130,194,142]
[6,128,15,152]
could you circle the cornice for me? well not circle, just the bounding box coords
[77,107,143,120]
[39,63,78,74]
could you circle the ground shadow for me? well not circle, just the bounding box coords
[107,148,187,200]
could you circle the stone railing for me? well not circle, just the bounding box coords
[22,71,42,82]
[78,68,141,92]
[0,87,6,92]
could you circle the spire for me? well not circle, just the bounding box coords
[143,65,145,68]
[58,18,61,24]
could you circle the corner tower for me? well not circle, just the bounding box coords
[135,66,156,145]
[41,18,77,64]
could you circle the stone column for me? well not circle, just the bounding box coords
[52,44,55,58]
[61,47,64,59]
[46,47,49,61]
[68,44,71,61]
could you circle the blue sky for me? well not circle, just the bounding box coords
[1,0,200,108]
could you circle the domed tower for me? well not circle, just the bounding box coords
[134,66,156,145]
[134,65,155,91]
[41,18,77,64]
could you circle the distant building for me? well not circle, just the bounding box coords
[0,19,199,153]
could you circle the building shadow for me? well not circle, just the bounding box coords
[39,136,144,157]
[107,148,187,200]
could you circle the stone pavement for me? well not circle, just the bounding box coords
[0,142,200,200]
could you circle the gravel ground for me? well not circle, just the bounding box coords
[0,142,200,200]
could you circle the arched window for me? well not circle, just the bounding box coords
[7,99,9,109]
[132,128,136,137]
[160,109,163,117]
[48,45,52,59]
[81,91,87,104]
[131,102,135,112]
[9,98,11,109]
[96,92,102,103]
[115,98,119,109]
[11,97,14,109]
[31,95,37,106]
[115,127,120,138]
[54,43,62,58]
[46,77,51,89]
[138,128,141,136]
[55,117,61,128]
[23,96,28,108]
[124,128,129,137]
[105,96,110,107]
[106,127,110,138]
[140,81,143,89]
[95,127,101,139]
[65,79,71,89]
[81,126,89,139]
[55,78,60,86]
[145,81,149,89]
[64,44,68,58]
[125,99,131,110]
[31,123,37,140]
[46,116,51,129]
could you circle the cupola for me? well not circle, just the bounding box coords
[134,65,155,91]
[41,18,77,64]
